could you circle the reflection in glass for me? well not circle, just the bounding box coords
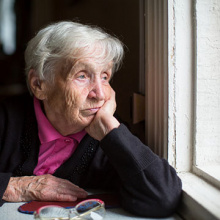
[0,0,16,55]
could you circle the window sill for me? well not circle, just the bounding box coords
[178,172,220,220]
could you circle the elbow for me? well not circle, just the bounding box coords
[154,187,182,217]
[120,180,182,218]
[121,189,182,218]
[120,162,182,217]
[158,174,182,217]
[148,178,182,217]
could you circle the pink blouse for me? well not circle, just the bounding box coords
[33,97,86,176]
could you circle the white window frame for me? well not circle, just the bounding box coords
[168,1,220,219]
[144,0,220,219]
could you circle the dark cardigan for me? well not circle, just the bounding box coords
[0,94,182,217]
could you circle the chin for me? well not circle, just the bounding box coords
[74,116,95,130]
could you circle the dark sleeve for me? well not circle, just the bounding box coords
[0,103,10,205]
[100,124,182,218]
[0,173,11,206]
[0,94,33,206]
[0,103,9,206]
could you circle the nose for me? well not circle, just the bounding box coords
[88,79,105,101]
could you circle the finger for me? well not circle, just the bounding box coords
[40,175,88,198]
[31,187,77,202]
[50,176,88,195]
[39,188,83,202]
[106,88,116,110]
[30,183,87,202]
[56,193,78,202]
[57,184,88,198]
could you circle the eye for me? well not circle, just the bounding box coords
[76,71,87,80]
[78,74,86,79]
[102,76,108,80]
[101,73,109,81]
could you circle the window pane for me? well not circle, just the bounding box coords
[195,0,220,181]
[0,0,16,55]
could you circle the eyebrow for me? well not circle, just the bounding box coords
[72,62,91,72]
[70,61,113,74]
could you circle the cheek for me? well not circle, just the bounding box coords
[64,87,78,109]
[64,85,89,110]
[103,85,112,100]
[46,89,63,109]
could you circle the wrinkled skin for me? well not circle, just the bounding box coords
[3,49,120,202]
[42,56,119,136]
[3,175,88,202]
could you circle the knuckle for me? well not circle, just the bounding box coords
[43,174,53,183]
[39,189,51,200]
[56,193,64,200]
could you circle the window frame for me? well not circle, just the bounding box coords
[191,0,220,190]
[144,0,220,219]
[168,0,220,219]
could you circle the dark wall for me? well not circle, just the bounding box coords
[0,0,145,142]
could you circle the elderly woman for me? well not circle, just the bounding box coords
[0,21,182,217]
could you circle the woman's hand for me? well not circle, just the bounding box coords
[3,174,88,202]
[85,88,120,141]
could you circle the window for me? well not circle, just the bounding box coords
[144,0,220,219]
[194,0,220,186]
[167,0,220,219]
[0,0,16,55]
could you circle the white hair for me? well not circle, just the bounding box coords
[25,21,124,94]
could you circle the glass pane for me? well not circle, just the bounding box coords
[0,0,16,55]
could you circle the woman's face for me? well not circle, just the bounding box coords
[42,51,113,135]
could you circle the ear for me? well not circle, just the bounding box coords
[28,69,47,100]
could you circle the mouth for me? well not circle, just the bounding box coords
[84,107,101,115]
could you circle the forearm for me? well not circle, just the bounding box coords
[100,124,158,181]
[100,124,182,217]
[2,174,88,203]
[119,160,182,217]
[3,176,37,202]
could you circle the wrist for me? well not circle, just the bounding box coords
[106,117,120,131]
[3,177,18,201]
[101,116,120,139]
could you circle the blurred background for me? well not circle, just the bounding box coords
[0,0,145,142]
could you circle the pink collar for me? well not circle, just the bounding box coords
[34,97,86,144]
